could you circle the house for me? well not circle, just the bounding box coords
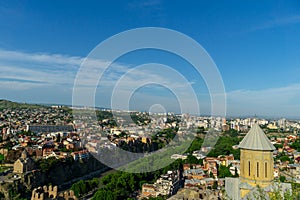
[13,149,35,174]
[141,170,182,198]
[141,184,156,198]
[71,150,90,161]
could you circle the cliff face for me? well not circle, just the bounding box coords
[47,157,106,185]
[1,157,108,199]
[24,157,107,188]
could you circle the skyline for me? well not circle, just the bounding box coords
[1,1,300,118]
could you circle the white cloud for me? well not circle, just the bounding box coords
[227,84,300,118]
[0,65,75,87]
[248,15,300,32]
[0,49,83,67]
[0,49,126,88]
[0,80,46,90]
[0,49,201,113]
[3,49,298,118]
[0,49,82,89]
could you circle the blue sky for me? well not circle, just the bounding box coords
[1,0,300,118]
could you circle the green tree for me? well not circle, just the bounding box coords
[71,180,87,197]
[280,175,286,182]
[89,178,99,189]
[233,167,239,177]
[207,136,241,159]
[92,189,115,200]
[56,133,61,142]
[225,129,239,137]
[0,154,4,165]
[185,137,203,154]
[218,165,232,178]
[185,155,200,164]
[274,143,283,149]
[92,155,185,200]
[212,181,218,190]
[280,155,292,163]
[291,139,300,151]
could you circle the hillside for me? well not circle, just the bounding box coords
[0,99,48,110]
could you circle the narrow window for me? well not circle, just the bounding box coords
[241,160,244,174]
[265,162,267,178]
[248,161,251,176]
[257,162,259,177]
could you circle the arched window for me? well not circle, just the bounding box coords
[257,162,259,177]
[265,162,268,178]
[248,161,251,176]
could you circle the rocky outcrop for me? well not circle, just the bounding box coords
[23,157,107,189]
[0,157,108,199]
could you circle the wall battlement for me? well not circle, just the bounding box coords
[31,185,76,200]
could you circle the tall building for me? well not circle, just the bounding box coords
[225,124,291,199]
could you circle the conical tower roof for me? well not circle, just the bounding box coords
[239,123,275,151]
[21,149,29,159]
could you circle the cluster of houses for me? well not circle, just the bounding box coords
[3,102,300,199]
[228,118,300,133]
[270,134,300,182]
[9,126,91,174]
[141,170,182,199]
[0,105,73,134]
[140,154,237,199]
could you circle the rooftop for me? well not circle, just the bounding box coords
[238,123,275,151]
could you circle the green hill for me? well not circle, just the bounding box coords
[0,100,48,110]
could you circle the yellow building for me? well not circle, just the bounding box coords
[225,124,291,199]
[238,124,275,198]
[13,149,35,174]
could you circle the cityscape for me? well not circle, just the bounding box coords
[0,99,300,199]
[1,1,300,200]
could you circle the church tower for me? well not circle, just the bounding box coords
[21,149,29,159]
[238,124,275,198]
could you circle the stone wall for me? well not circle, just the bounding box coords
[31,185,77,200]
